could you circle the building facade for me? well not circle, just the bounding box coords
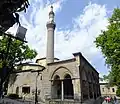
[7,6,100,103]
[100,82,117,97]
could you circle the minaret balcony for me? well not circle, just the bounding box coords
[46,22,56,29]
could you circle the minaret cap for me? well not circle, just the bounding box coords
[49,5,54,16]
[46,5,56,29]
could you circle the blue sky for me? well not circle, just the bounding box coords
[8,0,120,77]
[56,0,118,28]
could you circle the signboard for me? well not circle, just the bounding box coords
[16,26,27,41]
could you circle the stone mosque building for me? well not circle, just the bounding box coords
[7,6,100,103]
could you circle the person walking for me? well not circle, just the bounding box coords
[114,96,117,104]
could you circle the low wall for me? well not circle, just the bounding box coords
[0,98,34,104]
[45,96,104,104]
[45,98,101,104]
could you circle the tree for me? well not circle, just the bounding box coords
[95,8,120,88]
[0,33,37,97]
[0,0,30,32]
[116,87,120,97]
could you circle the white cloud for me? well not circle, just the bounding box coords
[54,2,109,62]
[7,0,109,69]
[17,0,65,59]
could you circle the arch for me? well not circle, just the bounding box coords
[81,69,88,100]
[64,74,71,79]
[16,87,19,95]
[54,75,60,80]
[50,66,73,80]
[53,75,60,85]
[88,72,92,82]
[81,69,87,81]
[51,75,61,99]
[62,71,73,80]
[91,72,95,82]
[88,72,93,98]
[63,74,74,99]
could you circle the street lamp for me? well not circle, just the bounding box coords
[35,72,39,104]
[35,71,42,104]
[31,70,41,104]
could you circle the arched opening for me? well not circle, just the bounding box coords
[63,74,74,99]
[16,87,19,95]
[52,75,61,99]
[81,70,88,100]
[92,72,97,99]
[88,73,93,99]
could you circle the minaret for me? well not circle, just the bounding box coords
[46,6,56,63]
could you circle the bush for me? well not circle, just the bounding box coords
[7,93,19,99]
[116,87,120,97]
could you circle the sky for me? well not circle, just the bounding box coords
[7,0,120,77]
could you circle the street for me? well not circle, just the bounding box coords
[102,100,120,104]
[102,100,113,104]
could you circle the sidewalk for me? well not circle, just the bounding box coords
[0,98,34,104]
[102,100,113,104]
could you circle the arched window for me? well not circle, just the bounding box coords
[102,88,104,92]
[112,88,115,92]
[52,75,61,99]
[63,74,74,99]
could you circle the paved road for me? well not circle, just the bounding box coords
[102,100,113,104]
[102,100,120,104]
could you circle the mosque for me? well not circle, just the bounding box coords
[7,6,100,103]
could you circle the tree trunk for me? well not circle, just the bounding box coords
[0,78,4,98]
[0,66,11,98]
[3,75,9,95]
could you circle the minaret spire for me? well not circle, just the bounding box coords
[46,6,56,63]
[48,5,55,23]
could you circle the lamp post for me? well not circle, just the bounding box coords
[0,25,27,98]
[35,71,40,104]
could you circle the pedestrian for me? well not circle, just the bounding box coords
[114,96,117,104]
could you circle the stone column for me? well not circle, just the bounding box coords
[73,79,81,100]
[61,80,64,101]
[51,81,53,99]
[19,86,22,97]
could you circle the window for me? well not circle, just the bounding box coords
[108,88,110,92]
[16,87,19,94]
[22,87,30,94]
[41,76,42,80]
[102,88,104,92]
[112,88,115,92]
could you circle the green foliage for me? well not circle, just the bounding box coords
[95,8,120,87]
[116,87,120,97]
[0,33,37,95]
[0,0,30,31]
[0,34,37,69]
